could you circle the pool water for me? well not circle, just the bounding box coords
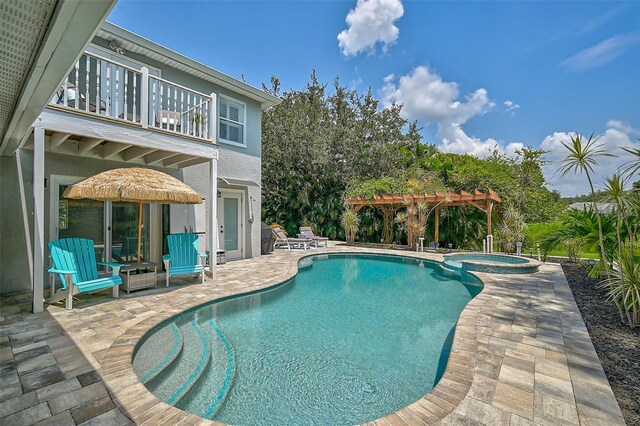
[133,254,482,425]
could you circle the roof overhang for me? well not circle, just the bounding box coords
[0,0,117,157]
[22,108,217,169]
[97,22,282,111]
[218,176,261,188]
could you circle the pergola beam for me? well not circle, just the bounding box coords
[348,188,502,243]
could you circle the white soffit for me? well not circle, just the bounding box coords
[0,0,54,138]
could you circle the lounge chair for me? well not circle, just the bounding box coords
[299,226,328,248]
[48,238,123,310]
[272,227,313,250]
[427,241,440,250]
[163,233,207,286]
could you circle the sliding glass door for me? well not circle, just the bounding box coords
[111,202,150,263]
[52,177,151,264]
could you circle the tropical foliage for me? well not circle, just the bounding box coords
[261,75,640,327]
[261,73,420,239]
[262,74,560,245]
[496,204,527,253]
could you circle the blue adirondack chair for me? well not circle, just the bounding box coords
[48,238,124,310]
[163,233,207,287]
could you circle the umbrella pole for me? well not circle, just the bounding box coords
[137,200,143,263]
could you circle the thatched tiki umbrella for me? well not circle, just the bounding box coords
[63,167,202,263]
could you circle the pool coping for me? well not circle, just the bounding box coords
[96,246,624,425]
[443,253,541,274]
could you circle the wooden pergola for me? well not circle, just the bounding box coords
[349,189,502,245]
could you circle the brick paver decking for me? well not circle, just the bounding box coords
[0,244,625,425]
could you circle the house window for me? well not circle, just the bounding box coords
[219,96,245,146]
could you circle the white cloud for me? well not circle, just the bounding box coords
[541,121,640,196]
[380,66,522,157]
[337,0,404,57]
[560,32,640,72]
[504,100,520,115]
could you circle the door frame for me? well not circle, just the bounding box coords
[49,175,84,242]
[217,188,245,260]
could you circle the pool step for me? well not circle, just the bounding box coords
[440,260,463,277]
[133,323,183,384]
[177,319,236,419]
[443,259,463,270]
[146,318,211,405]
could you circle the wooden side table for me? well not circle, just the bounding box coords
[120,262,157,293]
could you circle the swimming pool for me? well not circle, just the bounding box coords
[132,254,482,424]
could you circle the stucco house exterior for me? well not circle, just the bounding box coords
[0,4,279,313]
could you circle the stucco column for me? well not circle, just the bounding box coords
[208,156,218,278]
[33,123,45,313]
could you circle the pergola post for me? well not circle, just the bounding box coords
[487,200,494,236]
[434,206,440,242]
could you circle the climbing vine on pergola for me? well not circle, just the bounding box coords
[348,189,502,248]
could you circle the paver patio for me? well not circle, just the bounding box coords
[0,244,625,425]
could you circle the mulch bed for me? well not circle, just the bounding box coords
[559,261,640,425]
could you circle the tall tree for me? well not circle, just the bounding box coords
[559,133,614,275]
[261,73,418,238]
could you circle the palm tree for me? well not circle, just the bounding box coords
[600,249,640,327]
[602,174,633,254]
[621,144,640,179]
[559,133,614,274]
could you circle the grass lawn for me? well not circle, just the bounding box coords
[540,248,640,262]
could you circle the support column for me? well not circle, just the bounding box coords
[487,200,493,236]
[208,155,218,278]
[434,206,440,242]
[33,124,45,313]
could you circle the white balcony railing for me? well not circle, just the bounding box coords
[50,51,215,142]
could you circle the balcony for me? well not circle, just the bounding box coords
[48,51,215,142]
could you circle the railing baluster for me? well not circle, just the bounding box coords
[96,57,101,115]
[186,92,191,136]
[173,87,177,132]
[158,80,162,129]
[115,67,120,118]
[151,78,157,128]
[74,60,80,109]
[63,74,68,107]
[133,72,137,123]
[124,70,129,121]
[106,62,111,116]
[85,55,90,112]
[180,90,185,135]
[205,99,210,139]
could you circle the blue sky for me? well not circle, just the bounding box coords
[108,0,640,195]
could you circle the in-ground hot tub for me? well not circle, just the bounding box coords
[442,253,540,274]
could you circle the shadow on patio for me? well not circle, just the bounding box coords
[0,274,206,424]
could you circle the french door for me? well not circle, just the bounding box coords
[217,191,244,260]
